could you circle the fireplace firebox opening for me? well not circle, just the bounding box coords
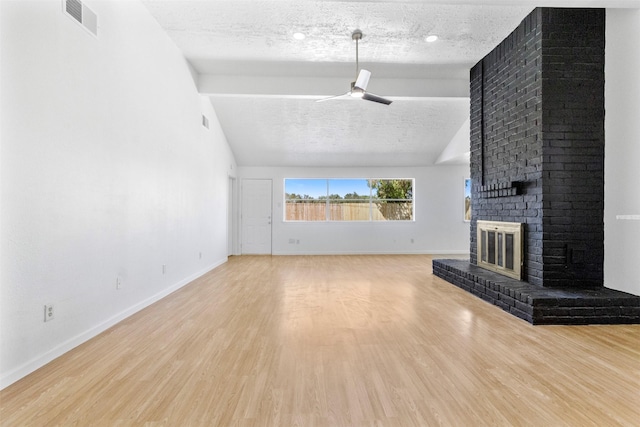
[477,220,523,280]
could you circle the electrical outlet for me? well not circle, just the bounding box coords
[116,276,122,290]
[44,304,54,322]
[199,252,202,259]
[162,264,166,274]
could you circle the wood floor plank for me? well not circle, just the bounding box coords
[1,255,639,426]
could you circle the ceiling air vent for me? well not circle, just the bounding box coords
[64,0,98,36]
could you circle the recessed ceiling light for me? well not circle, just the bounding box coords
[426,35,438,43]
[293,32,306,40]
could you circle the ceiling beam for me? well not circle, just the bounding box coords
[311,0,639,6]
[198,74,469,98]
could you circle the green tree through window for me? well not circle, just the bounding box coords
[368,179,413,220]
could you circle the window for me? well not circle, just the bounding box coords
[464,178,471,221]
[284,178,414,221]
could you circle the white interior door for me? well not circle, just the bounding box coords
[241,179,272,254]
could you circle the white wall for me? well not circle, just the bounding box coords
[604,9,640,296]
[239,166,470,255]
[0,1,236,388]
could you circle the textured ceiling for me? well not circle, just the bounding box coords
[141,0,632,167]
[143,2,532,66]
[211,97,470,167]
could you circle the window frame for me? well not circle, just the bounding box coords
[284,178,415,222]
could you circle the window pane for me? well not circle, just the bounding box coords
[374,201,413,220]
[328,199,370,221]
[328,179,370,199]
[327,179,371,221]
[284,179,326,221]
[285,200,326,221]
[285,179,326,199]
[370,179,413,200]
[370,179,414,221]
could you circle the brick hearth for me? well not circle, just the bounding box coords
[433,259,640,325]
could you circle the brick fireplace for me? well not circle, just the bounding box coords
[433,7,639,324]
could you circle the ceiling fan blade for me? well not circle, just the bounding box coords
[315,92,351,102]
[354,69,371,91]
[363,92,393,105]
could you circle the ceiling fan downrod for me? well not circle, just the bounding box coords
[352,29,363,81]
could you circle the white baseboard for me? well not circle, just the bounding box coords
[272,250,470,256]
[0,258,227,390]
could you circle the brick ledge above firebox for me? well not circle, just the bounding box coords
[433,259,640,325]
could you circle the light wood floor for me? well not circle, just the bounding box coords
[1,255,639,426]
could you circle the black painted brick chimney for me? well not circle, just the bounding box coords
[470,8,605,288]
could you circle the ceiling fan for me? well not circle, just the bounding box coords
[317,29,392,106]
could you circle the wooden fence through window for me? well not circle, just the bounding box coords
[285,202,412,221]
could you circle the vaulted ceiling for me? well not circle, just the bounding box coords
[142,0,635,167]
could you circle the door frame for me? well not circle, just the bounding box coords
[227,175,238,256]
[240,178,273,255]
